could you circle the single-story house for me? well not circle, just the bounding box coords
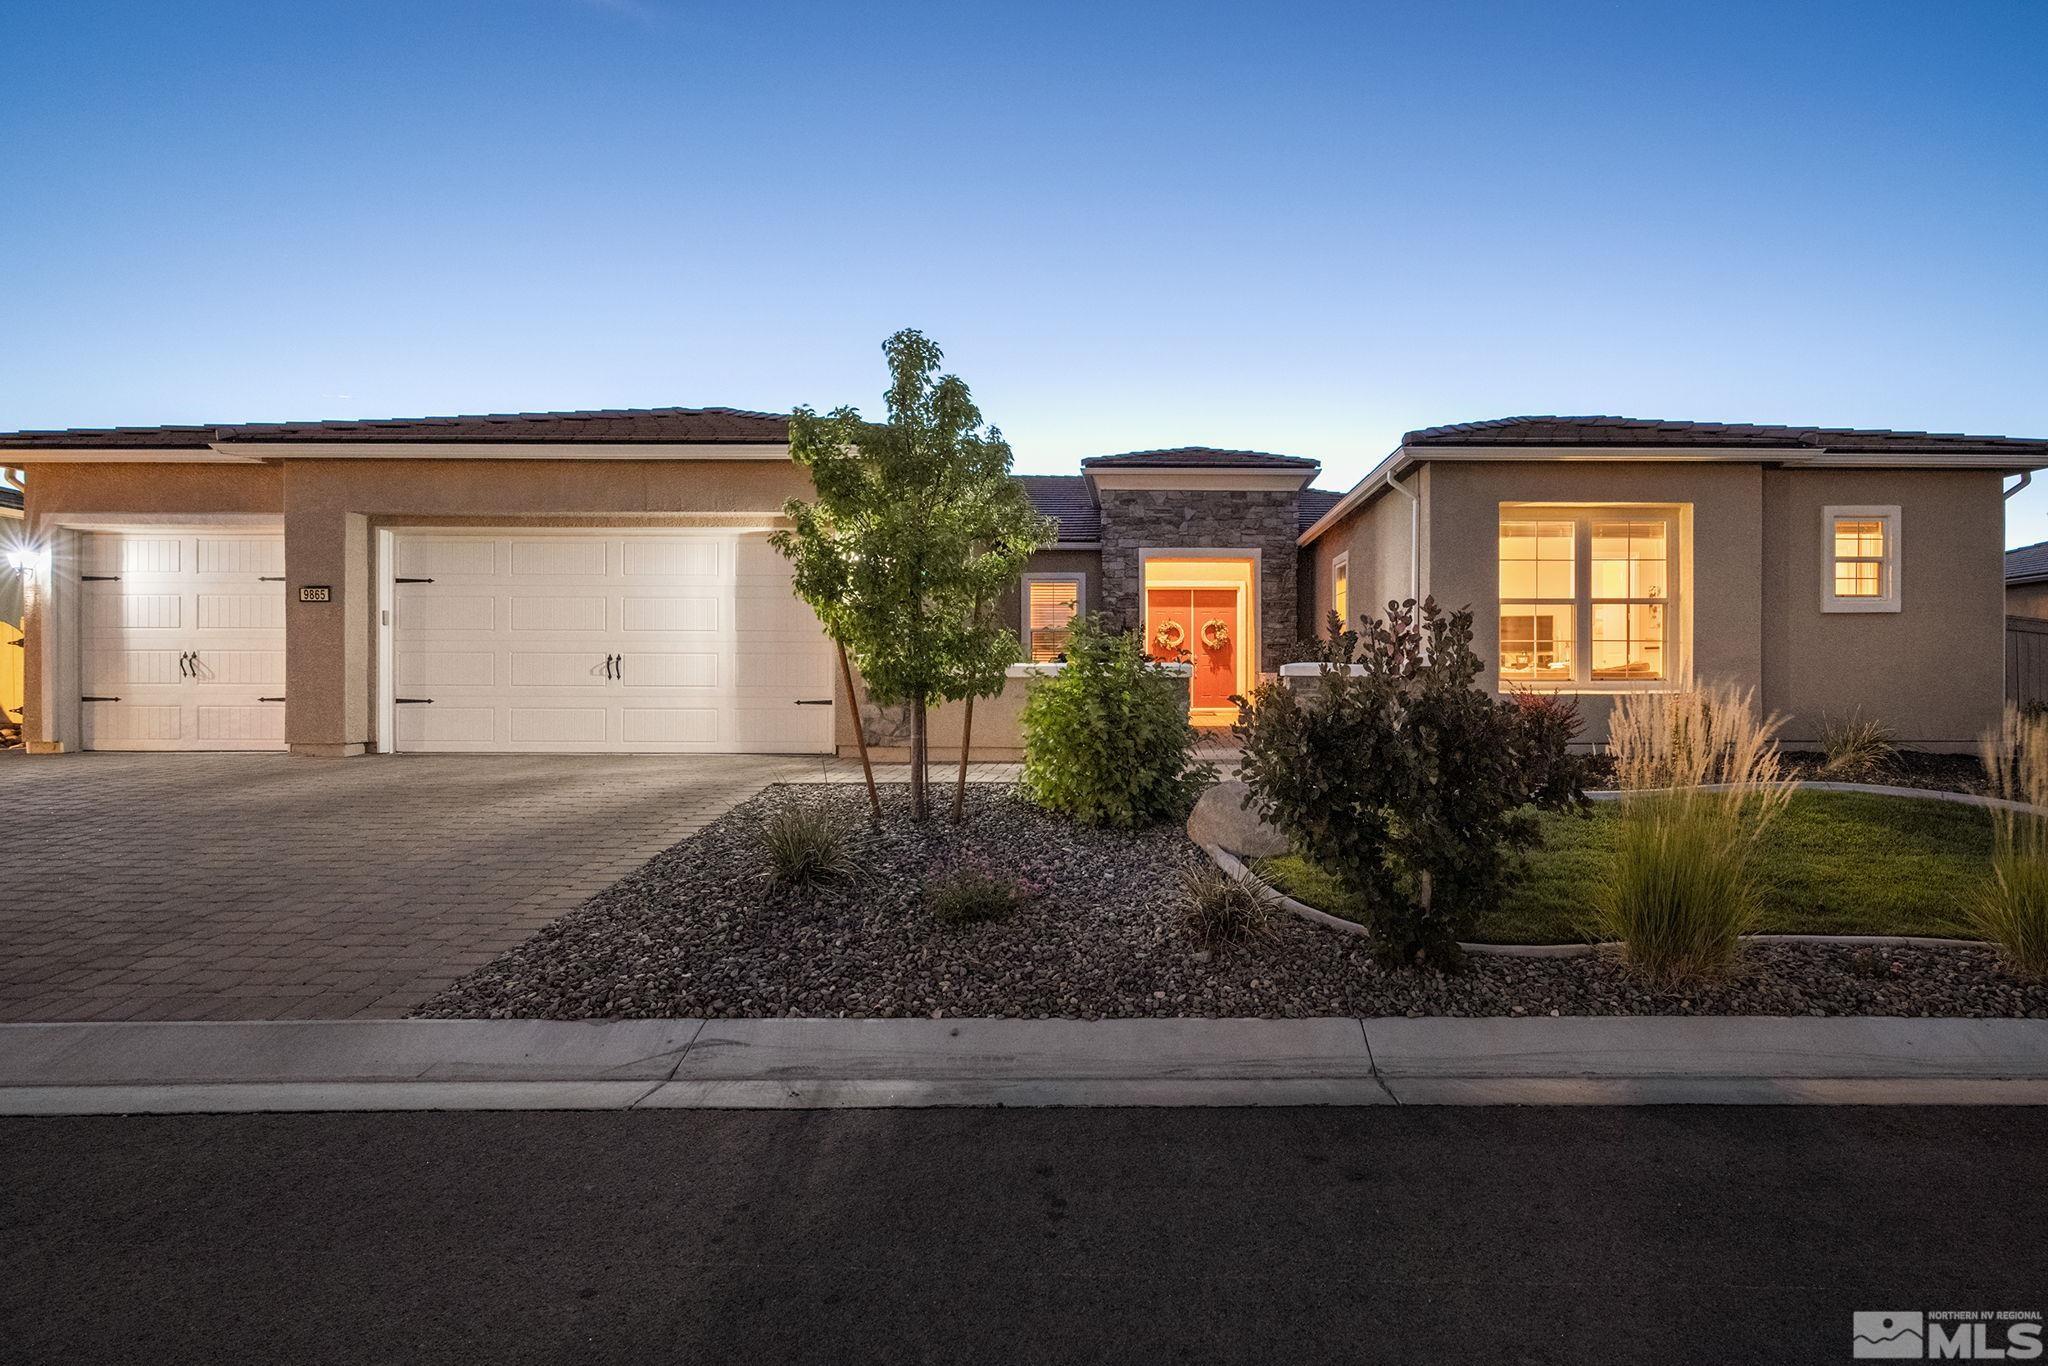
[1,410,2041,759]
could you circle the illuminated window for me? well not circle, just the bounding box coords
[1023,575,1084,661]
[1590,520,1668,681]
[1823,506,1900,612]
[1498,519,1576,683]
[1498,508,1680,688]
[1330,553,1349,634]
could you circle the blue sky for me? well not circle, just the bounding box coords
[5,1,2045,538]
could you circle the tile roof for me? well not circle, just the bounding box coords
[0,406,789,449]
[1019,474,1100,543]
[1297,488,1343,532]
[2007,541,2048,584]
[0,484,21,512]
[1081,446,1319,470]
[1405,415,2048,457]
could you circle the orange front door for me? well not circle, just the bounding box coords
[1146,587,1239,710]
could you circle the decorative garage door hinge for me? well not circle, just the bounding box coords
[80,695,120,702]
[395,577,435,584]
[81,574,119,582]
[793,699,832,705]
[394,697,434,704]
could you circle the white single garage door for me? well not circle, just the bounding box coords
[81,530,289,751]
[391,530,837,754]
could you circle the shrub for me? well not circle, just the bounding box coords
[1020,614,1217,829]
[926,860,1030,925]
[1234,598,1590,968]
[1971,706,2048,978]
[1818,713,1898,780]
[1592,684,1791,985]
[761,806,858,888]
[1179,867,1272,947]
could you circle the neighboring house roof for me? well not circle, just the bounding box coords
[2007,540,2048,586]
[1081,446,1319,470]
[0,405,789,449]
[0,485,22,513]
[1297,488,1343,532]
[1405,415,2048,458]
[1019,474,1100,544]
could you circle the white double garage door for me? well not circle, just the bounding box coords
[82,528,836,754]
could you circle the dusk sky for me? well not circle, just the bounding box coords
[6,1,2045,538]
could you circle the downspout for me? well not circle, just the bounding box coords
[2006,471,2032,500]
[1,467,22,496]
[1382,465,1419,602]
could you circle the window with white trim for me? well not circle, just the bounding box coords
[1498,507,1681,687]
[1822,506,1900,612]
[1022,574,1084,661]
[1330,553,1349,635]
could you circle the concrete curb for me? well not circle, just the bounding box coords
[3,1016,2045,1113]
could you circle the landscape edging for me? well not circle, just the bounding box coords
[1203,843,1986,957]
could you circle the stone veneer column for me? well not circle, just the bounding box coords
[1096,487,1303,671]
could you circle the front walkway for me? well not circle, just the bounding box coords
[0,751,839,1022]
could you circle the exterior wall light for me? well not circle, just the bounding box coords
[4,545,48,575]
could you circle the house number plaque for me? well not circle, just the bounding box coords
[298,585,333,602]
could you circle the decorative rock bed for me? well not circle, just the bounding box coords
[414,783,2048,1021]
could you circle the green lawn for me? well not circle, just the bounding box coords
[1253,790,1993,944]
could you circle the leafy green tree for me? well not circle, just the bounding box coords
[773,330,1053,821]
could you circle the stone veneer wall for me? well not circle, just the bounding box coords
[1096,487,1303,671]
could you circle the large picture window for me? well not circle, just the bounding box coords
[1022,574,1084,662]
[1498,508,1680,688]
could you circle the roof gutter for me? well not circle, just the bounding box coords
[1297,444,1412,546]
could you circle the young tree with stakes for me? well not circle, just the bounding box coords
[773,330,1052,822]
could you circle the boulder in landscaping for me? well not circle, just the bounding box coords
[1187,781,1290,857]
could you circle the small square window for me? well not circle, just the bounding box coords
[1822,506,1900,613]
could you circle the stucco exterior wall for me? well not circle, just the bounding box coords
[1760,468,2003,748]
[1304,470,1425,640]
[1097,487,1301,670]
[1423,460,1766,745]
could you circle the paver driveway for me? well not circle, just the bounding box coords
[0,750,831,1022]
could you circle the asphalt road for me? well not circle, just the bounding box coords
[4,1106,2044,1365]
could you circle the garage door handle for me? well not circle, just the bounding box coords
[395,698,434,705]
[794,699,832,706]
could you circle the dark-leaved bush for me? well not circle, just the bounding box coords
[1234,600,1591,968]
[1021,614,1217,829]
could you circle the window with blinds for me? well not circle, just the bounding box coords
[1025,576,1083,661]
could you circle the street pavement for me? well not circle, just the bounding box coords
[5,1105,2044,1364]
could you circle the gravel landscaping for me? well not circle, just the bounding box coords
[413,782,2048,1021]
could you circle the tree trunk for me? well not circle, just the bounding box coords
[950,693,975,824]
[836,642,881,823]
[909,695,929,821]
